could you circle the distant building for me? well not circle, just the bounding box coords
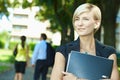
[0,7,61,46]
[9,7,61,45]
[8,7,49,41]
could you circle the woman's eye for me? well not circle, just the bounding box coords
[83,17,89,20]
[75,18,78,21]
[75,17,79,21]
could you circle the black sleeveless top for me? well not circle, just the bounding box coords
[56,38,116,67]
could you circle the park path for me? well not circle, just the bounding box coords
[0,63,52,80]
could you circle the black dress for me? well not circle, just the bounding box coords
[56,38,116,69]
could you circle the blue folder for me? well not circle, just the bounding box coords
[66,51,113,80]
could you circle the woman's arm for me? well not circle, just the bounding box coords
[109,54,120,80]
[26,45,29,66]
[50,52,66,80]
[62,53,120,80]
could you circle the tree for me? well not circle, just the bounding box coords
[28,0,86,44]
[52,0,86,44]
[0,0,120,46]
[87,0,120,47]
[101,0,120,47]
[0,0,10,16]
[29,0,120,46]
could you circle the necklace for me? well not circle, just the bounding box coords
[80,47,95,55]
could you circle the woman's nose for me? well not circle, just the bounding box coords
[78,20,83,26]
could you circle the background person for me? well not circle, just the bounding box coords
[50,3,120,80]
[13,35,29,80]
[31,33,48,80]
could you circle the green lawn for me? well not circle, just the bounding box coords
[0,65,11,73]
[0,49,14,63]
[0,49,120,73]
[0,49,33,73]
[0,49,14,73]
[0,49,32,63]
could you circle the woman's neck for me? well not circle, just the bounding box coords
[79,36,96,55]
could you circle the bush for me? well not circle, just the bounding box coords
[8,55,15,63]
[29,42,36,51]
[0,49,14,63]
[0,40,4,48]
[52,45,59,50]
[9,41,18,50]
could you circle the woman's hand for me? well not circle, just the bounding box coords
[62,72,77,80]
[100,79,111,80]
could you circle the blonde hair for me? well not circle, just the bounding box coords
[72,3,101,32]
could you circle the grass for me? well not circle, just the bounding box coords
[0,49,120,74]
[0,49,32,63]
[0,49,13,62]
[0,65,11,74]
[0,49,32,73]
[0,49,14,73]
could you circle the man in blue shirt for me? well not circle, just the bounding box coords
[31,33,48,80]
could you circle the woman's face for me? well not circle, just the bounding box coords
[74,11,97,36]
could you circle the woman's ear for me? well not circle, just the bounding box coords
[94,25,97,29]
[94,20,101,33]
[95,20,101,29]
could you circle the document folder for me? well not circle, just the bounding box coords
[66,51,113,80]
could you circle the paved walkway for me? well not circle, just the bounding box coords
[0,63,52,80]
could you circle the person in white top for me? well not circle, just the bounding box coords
[31,33,48,80]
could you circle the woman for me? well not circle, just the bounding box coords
[13,35,29,80]
[50,3,120,80]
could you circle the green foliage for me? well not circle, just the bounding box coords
[9,41,18,50]
[0,31,9,48]
[32,0,41,6]
[117,58,120,67]
[0,49,13,73]
[0,0,9,16]
[0,49,14,63]
[87,0,100,4]
[10,0,20,8]
[7,55,15,63]
[117,53,120,73]
[0,55,15,63]
[0,40,4,48]
[22,0,32,8]
[29,42,36,51]
[0,0,119,45]
[9,39,36,50]
[52,45,58,50]
[35,0,76,44]
[0,31,9,42]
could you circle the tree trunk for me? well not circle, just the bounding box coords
[101,0,120,47]
[53,0,74,45]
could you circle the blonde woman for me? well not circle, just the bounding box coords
[50,3,120,80]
